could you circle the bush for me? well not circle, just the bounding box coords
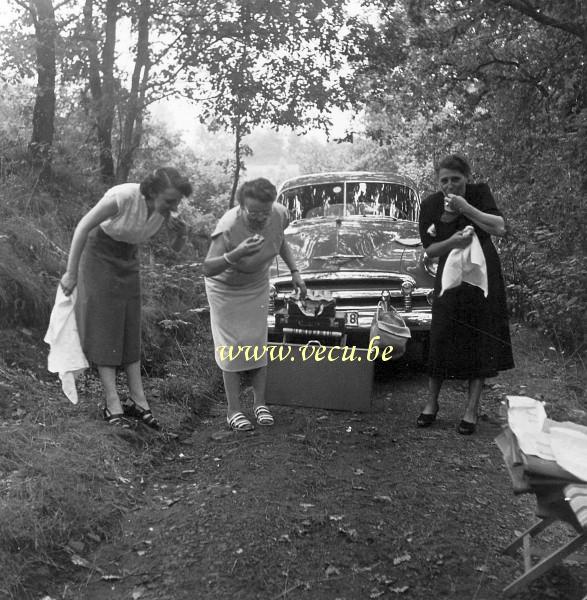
[499,182,587,354]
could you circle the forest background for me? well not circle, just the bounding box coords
[1,0,585,352]
[0,1,586,597]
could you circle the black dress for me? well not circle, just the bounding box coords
[419,183,514,379]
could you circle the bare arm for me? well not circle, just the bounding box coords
[278,238,298,272]
[201,234,264,277]
[60,197,119,295]
[279,238,307,297]
[447,194,506,237]
[424,230,473,259]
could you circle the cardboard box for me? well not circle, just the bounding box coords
[265,342,374,412]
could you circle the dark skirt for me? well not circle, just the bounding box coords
[427,240,514,379]
[428,283,514,379]
[75,227,141,366]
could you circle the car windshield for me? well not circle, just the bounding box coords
[278,181,419,221]
[285,221,411,262]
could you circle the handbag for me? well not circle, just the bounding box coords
[369,300,411,358]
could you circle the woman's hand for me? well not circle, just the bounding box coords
[234,235,264,260]
[167,215,188,252]
[292,271,307,298]
[445,193,470,214]
[449,229,474,250]
[60,271,77,296]
[167,214,187,237]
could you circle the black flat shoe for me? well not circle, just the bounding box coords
[457,420,476,435]
[122,398,160,430]
[416,409,438,428]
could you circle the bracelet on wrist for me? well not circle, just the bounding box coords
[223,252,237,266]
[290,269,299,274]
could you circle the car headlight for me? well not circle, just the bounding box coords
[423,252,439,277]
[401,281,414,311]
[401,281,414,296]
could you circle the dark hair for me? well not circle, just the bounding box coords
[435,154,472,179]
[140,167,193,199]
[236,178,277,206]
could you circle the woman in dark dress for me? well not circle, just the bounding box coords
[416,154,514,434]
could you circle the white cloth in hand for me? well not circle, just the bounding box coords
[44,287,89,404]
[440,230,488,297]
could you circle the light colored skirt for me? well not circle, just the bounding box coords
[205,277,269,372]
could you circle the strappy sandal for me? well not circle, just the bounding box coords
[122,398,161,430]
[254,405,274,426]
[227,412,254,432]
[103,407,131,428]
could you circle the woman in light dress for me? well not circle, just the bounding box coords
[60,167,192,428]
[203,178,306,431]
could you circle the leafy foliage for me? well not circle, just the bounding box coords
[349,0,586,352]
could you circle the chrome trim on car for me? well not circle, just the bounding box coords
[271,271,417,285]
[272,288,433,301]
[267,308,432,334]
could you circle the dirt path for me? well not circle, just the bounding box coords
[52,332,587,600]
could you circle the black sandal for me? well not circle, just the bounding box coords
[103,407,131,428]
[122,398,160,430]
[416,408,438,428]
[457,420,476,435]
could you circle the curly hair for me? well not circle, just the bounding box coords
[236,178,277,206]
[435,154,472,179]
[140,167,193,199]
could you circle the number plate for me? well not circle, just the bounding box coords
[345,311,359,327]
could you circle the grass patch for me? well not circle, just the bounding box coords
[0,280,221,598]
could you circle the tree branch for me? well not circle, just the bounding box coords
[54,0,74,9]
[11,0,30,11]
[495,0,583,37]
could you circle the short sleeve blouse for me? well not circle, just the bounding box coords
[99,183,165,244]
[208,202,289,287]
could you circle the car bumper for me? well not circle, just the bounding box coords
[267,307,432,338]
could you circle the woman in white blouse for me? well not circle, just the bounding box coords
[60,168,192,427]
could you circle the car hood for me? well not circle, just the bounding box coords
[271,217,425,278]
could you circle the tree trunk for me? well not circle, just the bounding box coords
[229,119,242,208]
[83,0,117,184]
[100,0,117,184]
[581,0,587,197]
[29,0,56,182]
[116,0,151,183]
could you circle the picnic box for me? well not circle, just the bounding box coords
[265,341,374,412]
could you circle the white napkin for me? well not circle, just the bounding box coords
[440,230,488,297]
[44,287,89,404]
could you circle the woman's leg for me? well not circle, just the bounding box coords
[223,370,242,418]
[422,376,443,414]
[250,366,267,408]
[97,366,123,414]
[124,360,149,409]
[463,377,484,424]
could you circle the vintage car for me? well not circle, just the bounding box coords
[267,171,437,360]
